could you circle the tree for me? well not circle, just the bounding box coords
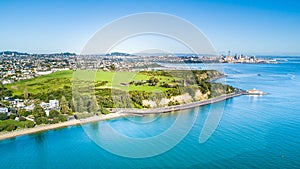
[9,114,17,119]
[5,124,17,131]
[48,110,60,119]
[148,77,159,86]
[19,116,26,121]
[0,82,4,100]
[71,98,77,112]
[18,108,27,117]
[33,105,46,118]
[77,97,84,113]
[58,114,67,122]
[35,117,49,125]
[23,88,28,99]
[0,82,12,100]
[51,117,60,124]
[60,96,69,114]
[89,95,99,113]
[0,113,9,120]
[0,100,10,107]
[100,106,110,115]
[24,121,35,128]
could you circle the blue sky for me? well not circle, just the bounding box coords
[0,0,299,55]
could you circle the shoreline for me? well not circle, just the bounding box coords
[117,92,243,114]
[0,113,129,141]
[0,92,242,141]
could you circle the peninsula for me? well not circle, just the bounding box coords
[0,68,241,139]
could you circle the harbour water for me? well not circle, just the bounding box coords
[0,57,300,168]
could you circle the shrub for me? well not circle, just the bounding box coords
[49,110,60,119]
[58,115,67,122]
[19,116,26,121]
[5,124,17,131]
[9,114,17,120]
[0,113,9,121]
[26,121,35,128]
[74,113,93,119]
[18,109,32,117]
[23,121,35,128]
[51,117,60,124]
[100,107,110,115]
[0,125,5,132]
[35,117,49,125]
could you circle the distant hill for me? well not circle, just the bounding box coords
[1,51,29,56]
[0,51,76,56]
[47,52,76,56]
[105,52,134,56]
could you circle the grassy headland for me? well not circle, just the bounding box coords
[5,69,233,109]
[1,69,234,133]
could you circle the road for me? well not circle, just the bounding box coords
[116,90,244,114]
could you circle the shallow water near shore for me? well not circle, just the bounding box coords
[1,57,300,168]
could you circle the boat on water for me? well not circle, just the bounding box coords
[246,88,266,95]
[268,59,277,64]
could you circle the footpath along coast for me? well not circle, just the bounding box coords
[117,90,244,114]
[0,90,245,141]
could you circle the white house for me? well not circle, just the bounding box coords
[49,100,59,108]
[24,105,34,111]
[40,102,50,109]
[0,107,9,114]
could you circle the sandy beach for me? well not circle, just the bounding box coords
[0,113,127,141]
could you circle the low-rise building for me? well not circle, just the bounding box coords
[0,107,9,114]
[49,100,59,108]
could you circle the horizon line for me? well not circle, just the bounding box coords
[1,50,300,57]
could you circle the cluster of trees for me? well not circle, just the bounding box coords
[160,82,179,88]
[72,92,109,114]
[168,100,180,106]
[130,77,160,87]
[0,82,12,100]
[16,95,70,122]
[0,113,35,132]
[0,123,17,132]
[147,77,159,86]
[209,83,235,98]
[139,70,172,77]
[0,94,74,132]
[22,102,68,125]
[95,80,109,87]
[132,80,147,86]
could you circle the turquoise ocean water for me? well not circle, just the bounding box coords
[0,57,300,168]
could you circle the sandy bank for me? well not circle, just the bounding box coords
[0,113,127,141]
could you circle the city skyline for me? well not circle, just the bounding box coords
[0,0,300,55]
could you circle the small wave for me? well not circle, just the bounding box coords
[227,74,259,78]
[267,74,295,80]
[287,74,295,80]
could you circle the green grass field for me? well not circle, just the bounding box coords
[6,70,74,95]
[3,69,234,111]
[5,70,175,96]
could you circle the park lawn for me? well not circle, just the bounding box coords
[6,70,73,95]
[5,70,180,96]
